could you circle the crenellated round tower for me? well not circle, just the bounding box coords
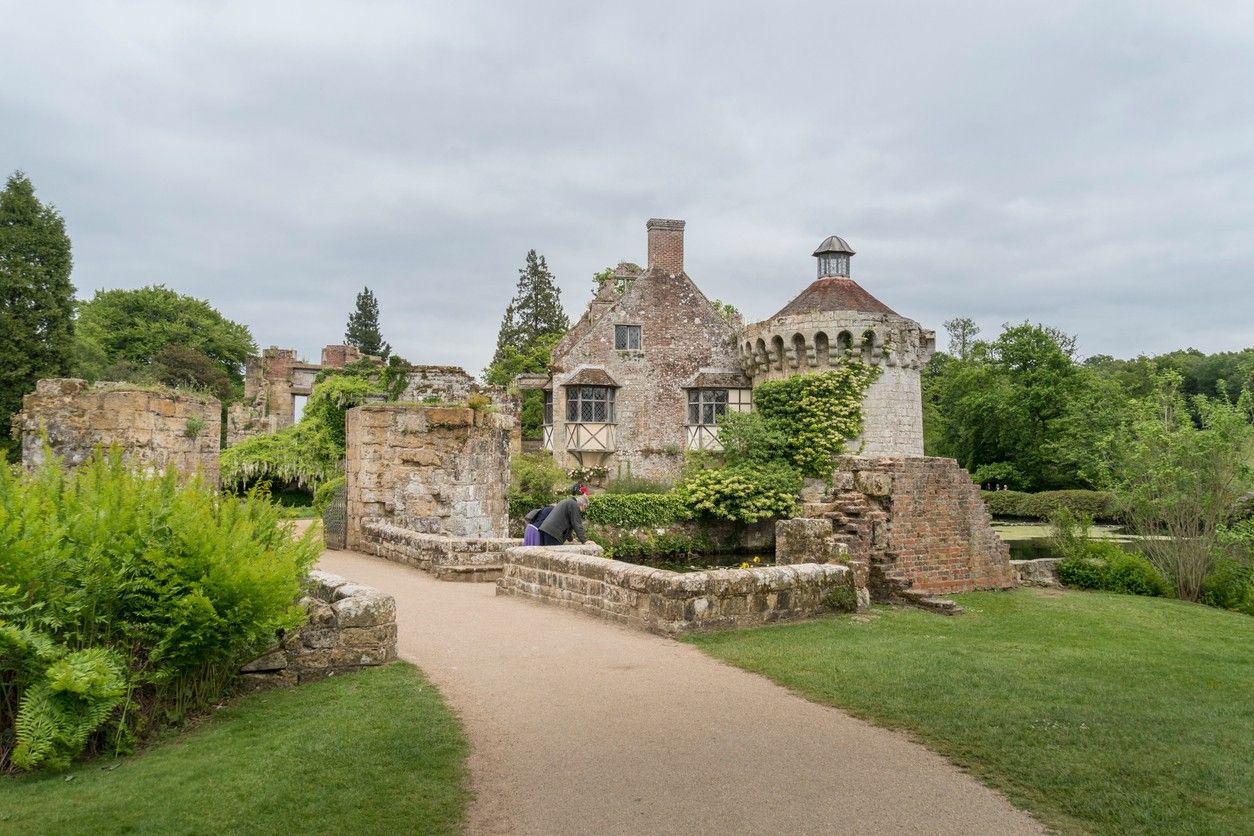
[737,236,935,456]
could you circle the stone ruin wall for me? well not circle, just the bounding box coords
[226,351,520,450]
[15,378,221,483]
[804,456,1014,597]
[344,404,513,554]
[239,569,398,689]
[497,545,869,636]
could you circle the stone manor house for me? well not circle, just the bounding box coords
[519,219,936,480]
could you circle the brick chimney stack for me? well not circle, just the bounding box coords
[646,218,685,274]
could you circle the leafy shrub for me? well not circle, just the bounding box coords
[1050,508,1169,596]
[585,493,687,528]
[313,475,346,516]
[603,475,672,495]
[507,452,568,524]
[1200,560,1254,616]
[681,462,801,524]
[220,420,340,491]
[0,449,319,771]
[982,489,1117,521]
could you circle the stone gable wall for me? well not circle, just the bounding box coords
[550,269,742,480]
[345,404,512,548]
[16,378,221,483]
[497,546,869,635]
[815,456,1014,596]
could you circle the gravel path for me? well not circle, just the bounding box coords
[318,548,1043,835]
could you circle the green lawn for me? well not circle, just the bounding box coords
[0,663,468,835]
[686,589,1253,835]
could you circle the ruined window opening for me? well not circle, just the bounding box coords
[687,389,728,425]
[543,390,553,425]
[614,325,641,350]
[292,394,308,422]
[565,386,615,423]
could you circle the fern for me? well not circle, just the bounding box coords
[12,648,126,771]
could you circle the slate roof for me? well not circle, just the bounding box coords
[563,367,619,387]
[770,277,898,318]
[681,369,752,389]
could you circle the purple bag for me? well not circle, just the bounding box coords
[523,524,542,546]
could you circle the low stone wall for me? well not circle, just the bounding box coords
[240,570,398,687]
[359,520,520,582]
[1011,558,1061,587]
[497,546,869,635]
[16,378,221,482]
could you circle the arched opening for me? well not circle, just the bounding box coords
[861,329,877,361]
[792,333,807,368]
[837,331,854,354]
[814,332,829,365]
[771,335,786,370]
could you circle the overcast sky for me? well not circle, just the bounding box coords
[3,1,1252,373]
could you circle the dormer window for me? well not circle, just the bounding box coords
[614,325,641,350]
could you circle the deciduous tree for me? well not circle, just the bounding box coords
[75,286,255,398]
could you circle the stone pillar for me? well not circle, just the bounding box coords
[345,404,513,550]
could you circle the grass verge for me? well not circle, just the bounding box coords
[0,663,468,835]
[686,589,1253,835]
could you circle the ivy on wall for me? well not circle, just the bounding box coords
[718,365,881,479]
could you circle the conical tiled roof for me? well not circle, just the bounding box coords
[769,277,898,318]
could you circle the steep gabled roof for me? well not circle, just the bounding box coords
[769,277,897,319]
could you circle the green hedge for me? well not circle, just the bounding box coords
[982,489,1117,521]
[585,493,687,528]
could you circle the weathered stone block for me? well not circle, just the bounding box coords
[331,591,396,628]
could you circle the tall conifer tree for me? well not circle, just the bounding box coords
[344,286,391,359]
[487,249,569,379]
[0,171,75,461]
[485,250,570,437]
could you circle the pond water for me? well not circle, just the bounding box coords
[614,552,774,574]
[992,521,1150,561]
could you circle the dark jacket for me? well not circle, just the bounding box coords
[538,497,586,544]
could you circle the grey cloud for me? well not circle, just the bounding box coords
[1,0,1250,376]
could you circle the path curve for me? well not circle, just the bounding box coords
[318,548,1042,835]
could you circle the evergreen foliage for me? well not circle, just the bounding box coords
[0,449,318,771]
[344,286,391,359]
[485,250,570,438]
[74,285,256,399]
[0,172,75,462]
